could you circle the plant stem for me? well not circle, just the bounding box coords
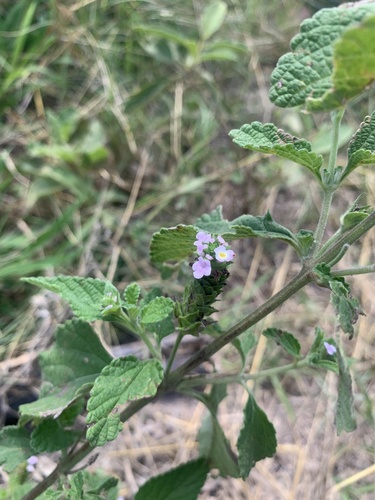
[179,358,310,389]
[138,329,162,360]
[312,107,345,254]
[330,263,375,277]
[164,332,183,376]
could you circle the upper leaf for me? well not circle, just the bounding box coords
[237,392,277,479]
[86,356,164,446]
[229,122,323,181]
[343,111,375,179]
[21,276,120,321]
[312,14,375,111]
[150,207,314,264]
[269,3,375,111]
[19,319,113,420]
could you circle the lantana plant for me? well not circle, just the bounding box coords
[1,2,375,499]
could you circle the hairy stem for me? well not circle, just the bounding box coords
[312,107,345,253]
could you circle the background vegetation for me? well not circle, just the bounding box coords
[1,0,374,499]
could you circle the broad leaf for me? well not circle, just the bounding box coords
[344,111,375,179]
[0,427,34,473]
[262,328,301,358]
[150,225,197,264]
[134,458,209,500]
[21,276,120,321]
[86,356,163,446]
[19,319,113,420]
[229,122,323,181]
[151,207,314,264]
[335,348,356,434]
[269,3,375,111]
[237,393,277,479]
[314,14,375,112]
[30,419,78,453]
[140,296,175,324]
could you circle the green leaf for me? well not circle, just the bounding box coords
[269,3,375,111]
[30,419,78,453]
[150,225,197,264]
[194,205,233,235]
[200,1,227,41]
[314,14,375,111]
[21,276,120,321]
[262,328,301,358]
[19,319,113,420]
[237,392,277,479]
[86,356,164,446]
[134,458,209,500]
[229,122,323,181]
[140,296,175,324]
[0,426,33,473]
[339,196,372,231]
[329,279,361,338]
[336,348,356,435]
[123,282,141,306]
[198,398,239,478]
[344,111,375,179]
[232,330,257,368]
[225,211,302,254]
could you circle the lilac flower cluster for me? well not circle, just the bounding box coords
[192,231,235,279]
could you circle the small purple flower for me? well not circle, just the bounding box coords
[26,456,38,472]
[194,231,215,255]
[324,342,337,356]
[217,235,228,245]
[192,257,212,279]
[214,245,235,263]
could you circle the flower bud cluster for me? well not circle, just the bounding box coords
[192,231,235,279]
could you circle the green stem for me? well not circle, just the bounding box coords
[164,332,183,377]
[179,358,310,389]
[330,263,375,277]
[312,108,345,254]
[138,329,162,360]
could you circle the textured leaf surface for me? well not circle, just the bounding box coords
[134,458,209,500]
[30,419,78,453]
[86,356,163,446]
[150,225,197,264]
[140,296,175,324]
[269,4,375,111]
[262,328,301,358]
[344,111,375,178]
[232,330,257,368]
[314,14,375,111]
[336,348,356,434]
[123,282,141,306]
[151,207,313,264]
[237,393,277,479]
[19,319,112,419]
[0,427,33,473]
[21,276,120,321]
[229,122,322,180]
